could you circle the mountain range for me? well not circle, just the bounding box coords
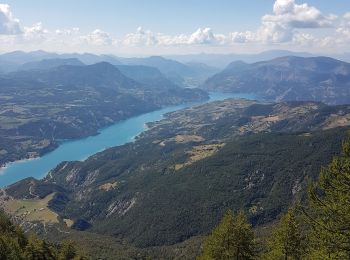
[0,61,207,168]
[3,50,350,258]
[0,51,218,87]
[203,56,350,105]
[167,49,315,68]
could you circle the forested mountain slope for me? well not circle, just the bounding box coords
[2,98,350,258]
[0,62,207,167]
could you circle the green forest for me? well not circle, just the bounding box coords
[3,132,350,259]
[199,134,350,259]
[0,211,85,260]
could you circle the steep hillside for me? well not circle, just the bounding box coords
[3,98,350,255]
[203,56,350,105]
[119,56,218,87]
[116,65,179,89]
[0,62,207,167]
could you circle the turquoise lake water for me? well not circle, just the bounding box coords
[0,92,256,187]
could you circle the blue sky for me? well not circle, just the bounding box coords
[1,0,350,55]
[5,0,349,34]
[4,0,274,34]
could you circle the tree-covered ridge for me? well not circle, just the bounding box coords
[199,133,350,259]
[0,211,85,259]
[3,99,350,258]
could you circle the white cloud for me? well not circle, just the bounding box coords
[122,27,226,47]
[120,1,340,49]
[344,12,350,20]
[123,27,157,46]
[230,31,256,43]
[187,28,226,45]
[335,27,350,43]
[270,0,334,28]
[292,32,317,46]
[223,0,340,48]
[23,22,49,42]
[322,12,350,48]
[0,1,349,54]
[0,4,21,34]
[341,12,350,27]
[81,29,116,46]
[257,0,336,43]
[55,27,80,36]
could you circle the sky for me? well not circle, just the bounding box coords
[0,0,350,55]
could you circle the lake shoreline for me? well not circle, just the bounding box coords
[0,93,257,187]
[0,157,40,176]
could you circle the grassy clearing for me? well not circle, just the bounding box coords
[2,193,59,224]
[99,182,118,191]
[159,134,205,147]
[175,143,225,170]
[175,135,204,143]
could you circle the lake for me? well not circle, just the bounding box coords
[0,92,256,187]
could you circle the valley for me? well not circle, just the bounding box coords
[0,61,208,175]
[2,96,350,258]
[0,92,249,187]
[2,51,350,259]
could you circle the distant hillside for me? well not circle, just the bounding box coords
[10,62,141,90]
[203,56,350,105]
[0,51,217,86]
[0,50,55,64]
[119,56,194,75]
[167,50,314,68]
[118,56,218,87]
[0,62,207,167]
[0,50,122,68]
[19,58,85,71]
[116,65,179,89]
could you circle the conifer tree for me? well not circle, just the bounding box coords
[0,212,24,260]
[305,135,350,258]
[0,235,23,260]
[0,211,85,260]
[262,207,306,260]
[24,234,57,260]
[58,240,82,260]
[199,210,256,260]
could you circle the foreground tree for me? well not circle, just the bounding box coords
[199,210,256,260]
[58,240,82,260]
[24,234,57,260]
[304,135,350,259]
[262,207,306,260]
[0,211,85,260]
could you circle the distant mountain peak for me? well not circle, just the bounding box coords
[20,58,85,71]
[203,56,350,105]
[87,61,117,69]
[225,60,248,68]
